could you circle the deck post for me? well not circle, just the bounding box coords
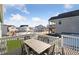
[61,35,65,55]
[61,36,63,47]
[0,4,3,38]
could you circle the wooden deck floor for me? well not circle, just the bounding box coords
[63,47,79,55]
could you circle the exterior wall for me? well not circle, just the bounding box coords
[56,16,79,33]
[50,16,79,34]
[18,27,29,32]
[2,25,8,36]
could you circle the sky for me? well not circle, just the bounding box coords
[3,4,79,27]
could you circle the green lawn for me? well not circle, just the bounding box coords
[7,39,23,52]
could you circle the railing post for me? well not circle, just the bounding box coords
[61,35,65,55]
[61,35,64,48]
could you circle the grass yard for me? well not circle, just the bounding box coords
[7,39,23,52]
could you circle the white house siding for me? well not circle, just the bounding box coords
[54,16,79,33]
[2,25,8,36]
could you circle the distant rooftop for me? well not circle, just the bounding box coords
[20,25,28,27]
[3,24,16,27]
[49,10,79,21]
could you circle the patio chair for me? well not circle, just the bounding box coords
[37,35,43,41]
[47,44,55,55]
[21,44,30,55]
[43,37,49,43]
[24,36,30,40]
[37,35,40,40]
[61,47,65,55]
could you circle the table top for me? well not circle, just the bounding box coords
[24,39,51,54]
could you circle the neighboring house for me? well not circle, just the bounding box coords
[49,10,79,34]
[2,24,18,36]
[8,25,18,32]
[34,25,46,32]
[18,25,30,32]
[7,25,18,36]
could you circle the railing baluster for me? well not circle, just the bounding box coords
[0,35,28,55]
[75,38,77,51]
[62,35,79,55]
[1,34,79,55]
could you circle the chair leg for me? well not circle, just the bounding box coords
[52,44,55,55]
[20,40,23,55]
[61,47,65,55]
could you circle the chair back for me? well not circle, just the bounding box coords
[24,36,30,40]
[61,47,65,55]
[21,43,30,55]
[43,37,49,43]
[48,44,55,55]
[24,44,30,55]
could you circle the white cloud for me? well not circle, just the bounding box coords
[30,17,48,27]
[64,4,73,9]
[10,14,27,21]
[32,17,41,21]
[4,4,30,14]
[3,4,15,13]
[15,4,30,14]
[3,7,6,13]
[4,14,28,27]
[4,16,48,27]
[22,8,30,14]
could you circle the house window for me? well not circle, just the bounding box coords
[50,21,56,25]
[59,20,62,25]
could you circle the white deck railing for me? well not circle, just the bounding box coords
[1,34,79,55]
[37,35,62,54]
[0,35,31,54]
[62,35,79,55]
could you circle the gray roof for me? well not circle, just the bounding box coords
[49,10,79,21]
[20,25,28,27]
